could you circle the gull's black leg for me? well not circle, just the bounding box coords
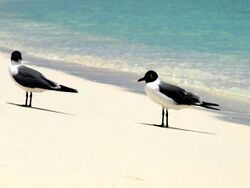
[161,108,165,127]
[166,109,169,128]
[28,92,33,107]
[25,92,28,106]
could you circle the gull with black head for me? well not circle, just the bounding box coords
[9,51,78,107]
[138,70,219,127]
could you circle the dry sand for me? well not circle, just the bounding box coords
[0,52,249,187]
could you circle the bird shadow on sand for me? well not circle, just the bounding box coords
[7,102,74,116]
[139,123,215,135]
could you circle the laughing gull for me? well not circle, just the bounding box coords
[138,70,219,127]
[9,51,78,107]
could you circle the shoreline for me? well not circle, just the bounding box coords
[1,49,249,125]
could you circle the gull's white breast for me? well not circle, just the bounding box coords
[145,79,187,110]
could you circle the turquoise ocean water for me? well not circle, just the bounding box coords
[0,0,249,100]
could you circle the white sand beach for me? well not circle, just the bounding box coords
[0,52,250,188]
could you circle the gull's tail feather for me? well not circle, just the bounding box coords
[199,101,220,110]
[56,85,78,93]
[41,76,78,93]
[202,101,219,106]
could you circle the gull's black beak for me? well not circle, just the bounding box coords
[138,77,145,82]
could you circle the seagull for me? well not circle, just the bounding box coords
[138,70,219,127]
[9,51,78,107]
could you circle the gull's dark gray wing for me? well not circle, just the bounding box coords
[13,65,59,89]
[159,81,202,105]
